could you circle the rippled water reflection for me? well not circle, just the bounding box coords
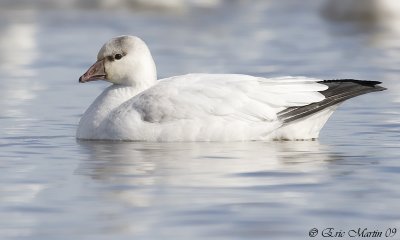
[1,1,400,239]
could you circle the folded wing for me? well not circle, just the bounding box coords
[277,79,386,124]
[122,74,329,124]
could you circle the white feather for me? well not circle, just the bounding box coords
[77,36,335,141]
[77,73,333,141]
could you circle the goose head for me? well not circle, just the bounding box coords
[79,36,157,87]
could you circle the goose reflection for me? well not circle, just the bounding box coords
[76,140,339,208]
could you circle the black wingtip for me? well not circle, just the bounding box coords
[278,79,386,124]
[319,79,387,93]
[320,79,383,87]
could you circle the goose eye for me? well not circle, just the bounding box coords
[114,54,123,60]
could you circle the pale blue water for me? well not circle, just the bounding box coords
[1,1,400,239]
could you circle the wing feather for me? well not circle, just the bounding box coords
[121,74,327,123]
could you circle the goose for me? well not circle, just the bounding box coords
[77,35,385,141]
[321,0,400,21]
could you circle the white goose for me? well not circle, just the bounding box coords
[77,35,385,141]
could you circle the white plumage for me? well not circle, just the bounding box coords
[77,36,384,141]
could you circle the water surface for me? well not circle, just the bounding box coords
[1,1,400,239]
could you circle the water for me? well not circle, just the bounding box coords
[1,1,400,239]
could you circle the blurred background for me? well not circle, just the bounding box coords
[1,1,400,240]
